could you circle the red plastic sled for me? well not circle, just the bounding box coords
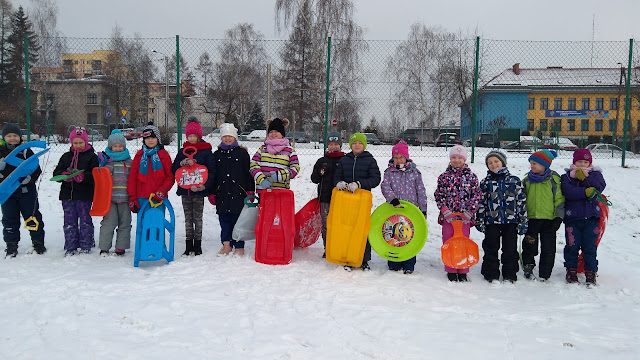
[175,147,208,189]
[294,198,322,248]
[441,214,479,269]
[577,193,610,273]
[90,167,113,216]
[255,189,295,265]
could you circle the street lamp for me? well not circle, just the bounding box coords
[152,50,169,129]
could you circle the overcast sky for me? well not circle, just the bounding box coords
[38,0,638,41]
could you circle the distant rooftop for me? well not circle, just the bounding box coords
[483,65,640,89]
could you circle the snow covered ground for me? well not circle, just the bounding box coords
[1,142,639,360]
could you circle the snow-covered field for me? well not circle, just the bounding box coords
[1,142,639,360]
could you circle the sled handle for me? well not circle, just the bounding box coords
[244,194,259,207]
[149,193,163,208]
[450,212,465,235]
[24,216,40,231]
[182,146,197,160]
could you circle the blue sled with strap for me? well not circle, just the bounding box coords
[0,140,50,205]
[134,195,175,267]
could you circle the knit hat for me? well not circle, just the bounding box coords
[449,145,467,161]
[529,149,557,169]
[185,116,203,139]
[486,150,507,167]
[107,129,127,149]
[573,148,593,164]
[392,141,410,160]
[219,123,238,139]
[327,132,341,145]
[69,126,89,144]
[349,132,367,150]
[2,123,21,139]
[267,118,288,137]
[142,122,162,144]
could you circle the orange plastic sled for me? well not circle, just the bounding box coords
[441,214,479,269]
[326,188,373,267]
[90,167,113,216]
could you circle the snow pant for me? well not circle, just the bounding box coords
[564,217,599,272]
[1,186,44,251]
[219,212,244,249]
[182,196,204,242]
[320,202,330,250]
[362,239,372,263]
[442,221,471,274]
[388,256,416,271]
[62,200,94,251]
[98,202,132,251]
[481,223,519,281]
[522,218,557,279]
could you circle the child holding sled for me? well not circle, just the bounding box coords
[250,118,300,192]
[434,145,482,282]
[172,117,215,257]
[561,148,606,286]
[380,141,427,274]
[52,127,100,256]
[475,150,528,283]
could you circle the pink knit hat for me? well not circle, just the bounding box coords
[449,145,467,161]
[573,148,592,164]
[185,117,203,139]
[69,127,89,144]
[392,141,410,160]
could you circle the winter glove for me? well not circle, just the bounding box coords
[97,152,111,167]
[517,222,527,236]
[180,158,194,167]
[129,198,140,213]
[190,185,206,192]
[61,171,73,182]
[575,167,587,181]
[422,211,427,218]
[336,181,347,191]
[585,187,597,201]
[151,190,165,204]
[208,194,217,205]
[442,207,455,223]
[390,198,403,208]
[460,210,474,224]
[347,181,360,193]
[260,178,272,189]
[0,158,5,171]
[552,217,563,231]
[72,172,84,183]
[524,234,536,245]
[20,175,31,185]
[247,191,255,197]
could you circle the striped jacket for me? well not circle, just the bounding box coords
[105,159,132,204]
[250,143,300,189]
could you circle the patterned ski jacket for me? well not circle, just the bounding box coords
[381,160,428,212]
[105,159,132,204]
[333,151,381,191]
[560,166,606,223]
[250,141,300,190]
[522,169,565,220]
[476,167,528,234]
[434,164,482,224]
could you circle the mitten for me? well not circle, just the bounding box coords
[180,158,193,167]
[72,172,84,183]
[190,185,206,192]
[97,152,111,167]
[575,167,586,181]
[390,198,402,208]
[585,187,597,200]
[260,178,272,189]
[552,217,563,231]
[208,194,217,205]
[0,158,5,171]
[347,181,360,192]
[461,210,474,224]
[129,198,140,213]
[151,190,165,203]
[19,175,31,185]
[441,207,455,223]
[61,171,73,182]
[336,181,347,190]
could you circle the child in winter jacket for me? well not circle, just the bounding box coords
[476,150,528,283]
[211,123,254,257]
[0,124,45,257]
[380,141,427,274]
[333,132,381,271]
[172,117,216,257]
[250,118,300,191]
[311,132,345,257]
[96,130,133,256]
[434,145,482,282]
[522,150,565,281]
[127,122,174,215]
[52,127,100,256]
[561,148,606,286]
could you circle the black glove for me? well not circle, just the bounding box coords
[390,198,402,208]
[552,217,563,231]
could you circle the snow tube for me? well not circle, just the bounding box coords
[294,197,322,248]
[326,188,372,267]
[369,200,427,262]
[441,214,479,269]
[255,189,295,265]
[89,167,113,216]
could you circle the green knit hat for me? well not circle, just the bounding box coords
[349,132,367,151]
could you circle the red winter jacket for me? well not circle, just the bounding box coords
[127,147,174,200]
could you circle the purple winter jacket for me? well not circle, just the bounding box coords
[560,166,606,223]
[381,161,428,212]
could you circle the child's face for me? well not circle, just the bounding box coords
[187,134,199,144]
[221,135,236,145]
[393,154,407,165]
[575,160,590,168]
[72,138,86,150]
[3,133,20,145]
[529,160,546,175]
[111,143,125,152]
[487,156,503,172]
[144,137,158,148]
[351,141,364,154]
[268,130,283,140]
[450,155,465,168]
[327,142,340,152]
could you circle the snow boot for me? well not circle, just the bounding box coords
[447,273,459,282]
[5,242,18,258]
[457,274,468,282]
[114,249,125,256]
[565,268,579,284]
[182,240,194,257]
[585,270,597,286]
[523,264,535,279]
[32,241,46,255]
[100,250,110,257]
[360,261,371,271]
[193,240,202,256]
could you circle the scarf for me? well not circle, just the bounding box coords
[139,145,162,176]
[105,148,131,162]
[387,159,415,171]
[68,144,93,169]
[527,169,550,184]
[219,141,239,150]
[264,138,289,155]
[569,164,593,179]
[326,151,344,158]
[182,140,213,151]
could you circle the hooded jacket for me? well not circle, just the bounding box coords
[333,151,381,191]
[380,160,427,212]
[475,167,528,234]
[560,166,606,223]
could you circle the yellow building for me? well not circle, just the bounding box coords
[61,50,120,78]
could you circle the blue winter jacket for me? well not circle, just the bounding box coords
[476,167,528,234]
[333,151,381,191]
[560,167,606,223]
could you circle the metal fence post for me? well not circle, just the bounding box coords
[24,33,30,141]
[323,37,331,151]
[176,35,181,148]
[622,38,633,167]
[470,36,480,163]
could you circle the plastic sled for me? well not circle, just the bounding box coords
[50,169,84,182]
[255,189,295,265]
[441,214,479,269]
[294,197,322,248]
[578,193,610,273]
[175,146,208,189]
[369,200,428,262]
[326,188,373,267]
[134,197,175,267]
[0,141,50,205]
[89,167,113,216]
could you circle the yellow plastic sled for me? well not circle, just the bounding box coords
[326,188,373,267]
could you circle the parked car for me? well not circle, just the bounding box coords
[396,130,422,146]
[246,130,266,140]
[435,133,462,147]
[123,128,143,140]
[238,131,252,141]
[501,136,544,152]
[285,131,310,143]
[475,133,498,148]
[585,143,634,158]
[88,129,104,141]
[20,130,40,141]
[363,132,381,145]
[543,137,577,151]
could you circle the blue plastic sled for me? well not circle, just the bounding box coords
[134,197,176,267]
[0,141,50,205]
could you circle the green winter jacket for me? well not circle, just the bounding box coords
[522,170,565,220]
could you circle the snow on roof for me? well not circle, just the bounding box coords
[483,67,640,88]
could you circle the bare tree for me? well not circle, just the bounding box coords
[28,0,66,67]
[195,51,213,96]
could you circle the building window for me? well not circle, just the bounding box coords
[610,98,618,110]
[87,113,98,124]
[87,93,97,105]
[74,60,78,64]
[595,98,604,110]
[554,98,562,110]
[45,94,55,107]
[582,98,590,110]
[568,98,576,110]
[609,119,616,132]
[581,119,589,131]
[540,98,548,110]
[553,119,562,132]
[528,98,534,110]
[527,119,534,131]
[568,119,575,131]
[595,120,603,131]
[540,119,548,131]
